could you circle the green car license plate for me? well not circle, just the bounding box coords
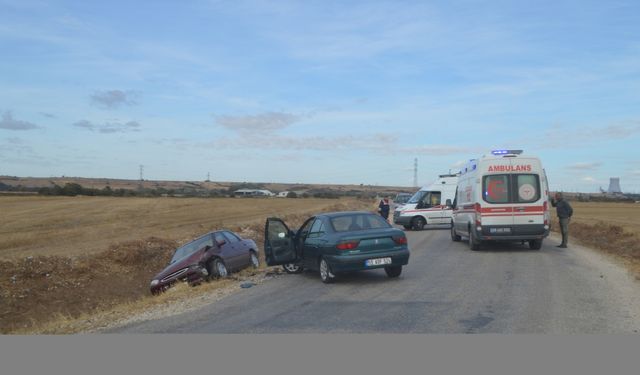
[365,257,392,267]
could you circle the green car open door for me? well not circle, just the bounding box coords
[264,218,297,266]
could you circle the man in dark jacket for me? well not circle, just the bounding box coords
[551,192,573,248]
[378,196,391,221]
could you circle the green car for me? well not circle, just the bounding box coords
[264,211,410,283]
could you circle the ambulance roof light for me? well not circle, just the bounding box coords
[492,149,523,155]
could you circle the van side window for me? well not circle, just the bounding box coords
[430,192,442,206]
[419,191,441,207]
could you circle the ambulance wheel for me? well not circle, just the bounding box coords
[451,224,461,242]
[529,239,543,250]
[411,217,426,231]
[469,228,481,251]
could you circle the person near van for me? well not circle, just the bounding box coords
[378,196,391,221]
[551,192,573,248]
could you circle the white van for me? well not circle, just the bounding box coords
[450,150,550,250]
[393,174,459,230]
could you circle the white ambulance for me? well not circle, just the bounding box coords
[450,150,550,250]
[393,174,459,230]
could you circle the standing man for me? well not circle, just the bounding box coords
[551,192,573,248]
[378,196,391,222]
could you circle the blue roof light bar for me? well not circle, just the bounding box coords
[491,149,523,155]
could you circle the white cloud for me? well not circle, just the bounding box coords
[555,122,640,144]
[0,135,35,160]
[215,111,301,133]
[566,162,602,171]
[450,160,468,169]
[209,132,397,152]
[90,90,139,109]
[401,145,483,156]
[73,119,141,133]
[0,111,39,130]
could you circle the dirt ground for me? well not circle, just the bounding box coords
[0,197,372,333]
[550,201,640,277]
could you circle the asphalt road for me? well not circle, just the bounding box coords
[113,227,640,333]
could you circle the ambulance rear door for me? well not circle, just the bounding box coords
[510,158,545,228]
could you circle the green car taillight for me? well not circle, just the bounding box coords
[393,236,407,245]
[336,240,360,250]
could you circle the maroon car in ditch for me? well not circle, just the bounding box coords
[150,230,260,294]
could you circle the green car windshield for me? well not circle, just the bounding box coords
[330,214,391,232]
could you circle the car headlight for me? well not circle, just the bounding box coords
[150,279,159,286]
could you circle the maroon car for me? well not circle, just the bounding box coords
[150,230,259,294]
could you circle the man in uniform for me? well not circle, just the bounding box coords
[551,192,573,248]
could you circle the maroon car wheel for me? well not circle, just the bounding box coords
[250,251,260,268]
[213,259,228,278]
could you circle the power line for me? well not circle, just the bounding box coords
[413,158,418,187]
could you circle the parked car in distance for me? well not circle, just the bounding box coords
[392,193,413,211]
[150,230,259,294]
[394,193,412,205]
[264,211,410,283]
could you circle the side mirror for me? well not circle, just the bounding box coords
[445,199,452,207]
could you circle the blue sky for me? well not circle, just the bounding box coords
[1,0,639,192]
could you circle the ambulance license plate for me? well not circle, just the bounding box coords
[365,257,392,267]
[490,227,511,234]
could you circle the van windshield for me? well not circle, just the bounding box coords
[408,191,427,204]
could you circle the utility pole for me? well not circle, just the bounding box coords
[413,158,418,187]
[139,165,144,190]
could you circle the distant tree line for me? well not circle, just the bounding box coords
[35,183,230,197]
[0,180,414,200]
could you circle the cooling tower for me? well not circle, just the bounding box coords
[607,178,622,194]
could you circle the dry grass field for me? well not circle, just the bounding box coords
[0,196,373,333]
[567,201,640,233]
[0,196,372,259]
[551,201,640,276]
